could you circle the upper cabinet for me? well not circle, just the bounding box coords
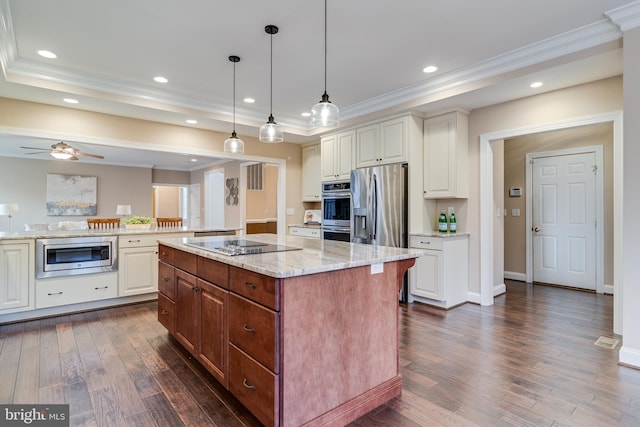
[302,144,321,201]
[423,111,469,199]
[321,130,355,182]
[356,116,408,168]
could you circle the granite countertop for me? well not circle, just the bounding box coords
[410,232,470,238]
[158,233,424,279]
[0,226,240,241]
[288,223,321,228]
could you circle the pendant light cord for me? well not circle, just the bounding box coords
[233,60,237,134]
[270,31,274,116]
[323,0,327,94]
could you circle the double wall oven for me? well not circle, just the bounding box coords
[321,181,352,242]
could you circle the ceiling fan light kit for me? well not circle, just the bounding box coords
[259,24,284,143]
[224,55,245,154]
[310,0,339,128]
[21,141,104,161]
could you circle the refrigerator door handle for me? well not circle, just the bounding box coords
[372,173,378,240]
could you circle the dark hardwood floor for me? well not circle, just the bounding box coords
[1,280,637,426]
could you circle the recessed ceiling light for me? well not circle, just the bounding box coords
[63,98,79,104]
[244,97,255,103]
[154,76,168,83]
[37,50,57,59]
[186,119,197,124]
[190,158,198,162]
[301,112,311,117]
[422,65,438,73]
[530,81,543,88]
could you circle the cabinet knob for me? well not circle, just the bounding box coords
[242,378,256,390]
[163,277,170,282]
[243,324,257,334]
[161,309,169,315]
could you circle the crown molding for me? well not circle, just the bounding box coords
[0,0,17,78]
[606,1,640,31]
[341,18,622,120]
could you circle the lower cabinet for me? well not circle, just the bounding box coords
[408,234,469,309]
[35,272,118,309]
[0,240,34,313]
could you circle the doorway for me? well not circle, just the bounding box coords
[204,169,225,228]
[528,148,603,291]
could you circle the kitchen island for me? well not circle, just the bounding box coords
[157,234,420,427]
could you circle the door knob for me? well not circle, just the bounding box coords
[534,227,541,233]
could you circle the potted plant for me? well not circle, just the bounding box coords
[122,215,153,230]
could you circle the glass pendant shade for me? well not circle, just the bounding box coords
[224,55,244,154]
[259,115,284,143]
[224,131,244,154]
[310,92,339,127]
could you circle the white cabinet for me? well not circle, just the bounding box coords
[408,234,468,309]
[36,272,118,308]
[321,130,355,182]
[356,116,407,168]
[302,144,321,201]
[289,226,321,239]
[0,240,34,314]
[423,111,468,198]
[118,233,192,296]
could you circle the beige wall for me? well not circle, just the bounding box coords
[152,169,190,185]
[0,157,152,228]
[467,76,623,294]
[154,186,180,217]
[503,123,614,284]
[0,97,307,229]
[245,164,278,221]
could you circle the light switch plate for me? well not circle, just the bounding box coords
[286,208,294,216]
[370,263,384,275]
[512,208,521,217]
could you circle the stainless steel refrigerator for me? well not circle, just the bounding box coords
[351,163,408,300]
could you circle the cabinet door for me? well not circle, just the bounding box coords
[321,135,338,181]
[409,249,442,300]
[356,124,379,168]
[118,246,159,296]
[197,278,229,387]
[0,241,33,312]
[175,269,198,354]
[336,131,355,180]
[302,144,321,201]
[380,117,406,164]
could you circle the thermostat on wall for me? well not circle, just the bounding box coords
[509,187,522,197]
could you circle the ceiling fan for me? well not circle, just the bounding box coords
[20,141,104,160]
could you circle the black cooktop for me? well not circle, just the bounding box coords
[184,239,302,256]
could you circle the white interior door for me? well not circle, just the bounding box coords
[532,152,597,290]
[189,183,201,227]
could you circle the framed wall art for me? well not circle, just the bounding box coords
[46,173,97,216]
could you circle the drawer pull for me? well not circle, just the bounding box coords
[95,286,109,290]
[243,324,256,334]
[242,378,256,390]
[163,277,170,282]
[128,239,141,243]
[244,282,257,290]
[161,309,169,315]
[48,291,63,296]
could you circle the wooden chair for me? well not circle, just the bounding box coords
[156,217,183,228]
[87,218,120,229]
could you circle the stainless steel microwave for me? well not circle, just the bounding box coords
[36,236,118,279]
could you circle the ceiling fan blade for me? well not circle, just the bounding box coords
[70,156,79,161]
[20,146,49,151]
[23,151,46,155]
[75,151,104,159]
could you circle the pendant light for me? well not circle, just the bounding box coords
[259,25,284,143]
[224,55,245,154]
[310,0,339,128]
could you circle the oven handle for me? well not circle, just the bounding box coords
[321,191,351,198]
[322,226,351,233]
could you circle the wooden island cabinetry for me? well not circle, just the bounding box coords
[157,236,418,426]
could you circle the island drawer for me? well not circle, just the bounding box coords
[158,244,174,264]
[157,293,175,334]
[230,266,279,310]
[229,344,277,427]
[174,249,197,275]
[229,294,278,373]
[409,235,443,251]
[197,256,229,289]
[158,261,175,300]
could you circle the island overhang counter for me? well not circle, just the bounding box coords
[156,233,422,427]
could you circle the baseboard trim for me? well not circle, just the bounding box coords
[494,283,506,296]
[467,291,481,304]
[619,346,640,369]
[504,271,526,282]
[604,284,614,295]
